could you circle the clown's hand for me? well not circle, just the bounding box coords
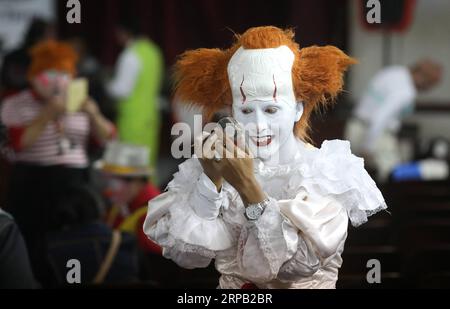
[195,131,223,192]
[214,132,265,206]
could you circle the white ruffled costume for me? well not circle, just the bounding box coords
[143,139,386,289]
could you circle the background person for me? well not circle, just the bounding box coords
[107,17,164,179]
[0,209,37,289]
[1,18,55,98]
[47,185,140,286]
[345,59,443,180]
[95,141,161,254]
[0,40,116,286]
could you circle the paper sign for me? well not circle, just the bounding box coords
[66,78,88,113]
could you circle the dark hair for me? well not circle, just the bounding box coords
[24,18,52,48]
[50,185,104,230]
[117,15,142,37]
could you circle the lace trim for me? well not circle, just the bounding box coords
[254,140,387,227]
[163,234,216,259]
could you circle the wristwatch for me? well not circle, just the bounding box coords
[244,198,270,221]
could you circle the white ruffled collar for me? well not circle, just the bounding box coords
[253,139,387,227]
[253,139,314,178]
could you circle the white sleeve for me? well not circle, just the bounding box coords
[191,173,224,220]
[363,93,414,152]
[143,159,234,269]
[236,189,348,283]
[107,49,141,99]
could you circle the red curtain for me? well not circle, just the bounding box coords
[57,0,348,66]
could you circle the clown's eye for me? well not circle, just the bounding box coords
[265,107,278,114]
[241,108,253,115]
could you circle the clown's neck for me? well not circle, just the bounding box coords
[261,134,301,167]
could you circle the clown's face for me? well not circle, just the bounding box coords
[32,70,72,101]
[228,46,302,162]
[233,99,302,161]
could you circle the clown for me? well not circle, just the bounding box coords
[1,40,116,285]
[143,26,386,289]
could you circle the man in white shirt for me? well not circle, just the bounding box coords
[107,18,163,177]
[345,60,442,180]
[107,42,140,100]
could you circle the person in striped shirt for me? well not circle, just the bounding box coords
[0,40,116,286]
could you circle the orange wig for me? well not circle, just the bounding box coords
[28,40,78,80]
[173,26,356,141]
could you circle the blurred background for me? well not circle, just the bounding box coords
[1,0,450,289]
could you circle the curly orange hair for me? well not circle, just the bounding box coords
[174,26,356,141]
[28,40,78,80]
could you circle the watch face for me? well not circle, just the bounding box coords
[246,205,263,220]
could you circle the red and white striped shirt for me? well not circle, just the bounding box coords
[1,90,91,168]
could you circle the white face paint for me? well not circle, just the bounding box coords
[228,46,302,163]
[233,100,303,163]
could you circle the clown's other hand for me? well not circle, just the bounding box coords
[195,131,223,191]
[81,97,100,118]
